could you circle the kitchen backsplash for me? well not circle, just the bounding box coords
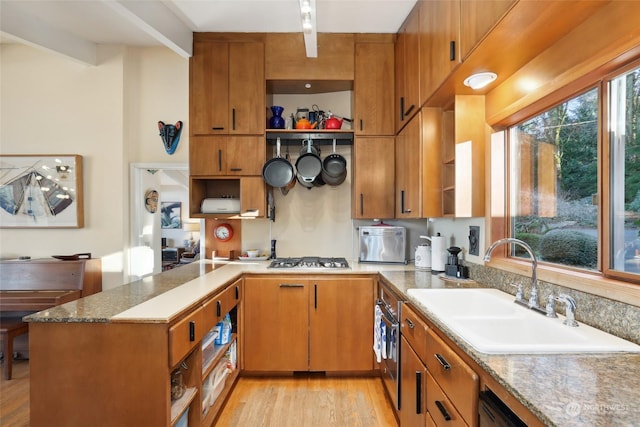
[468,263,640,345]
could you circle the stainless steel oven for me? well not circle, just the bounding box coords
[376,281,403,411]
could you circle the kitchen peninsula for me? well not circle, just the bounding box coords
[25,260,640,427]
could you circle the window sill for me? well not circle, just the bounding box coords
[485,258,640,308]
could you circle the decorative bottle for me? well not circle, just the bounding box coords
[269,106,285,129]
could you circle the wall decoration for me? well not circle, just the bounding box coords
[145,189,159,213]
[161,201,181,229]
[0,155,84,228]
[158,121,183,155]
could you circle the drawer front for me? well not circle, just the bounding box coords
[401,303,428,358]
[169,307,204,367]
[426,329,479,425]
[426,372,468,427]
[202,280,242,332]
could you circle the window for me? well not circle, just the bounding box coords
[505,62,640,281]
[608,65,640,276]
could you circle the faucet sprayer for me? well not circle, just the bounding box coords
[483,238,540,310]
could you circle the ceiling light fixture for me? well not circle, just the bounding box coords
[298,0,317,58]
[463,72,498,90]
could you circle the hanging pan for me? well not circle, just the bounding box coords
[321,138,347,186]
[262,137,295,189]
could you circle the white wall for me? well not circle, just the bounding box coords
[0,44,189,289]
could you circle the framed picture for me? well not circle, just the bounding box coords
[0,154,84,228]
[161,201,182,229]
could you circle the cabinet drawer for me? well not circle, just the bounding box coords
[426,372,468,427]
[401,303,428,357]
[169,307,204,367]
[426,329,478,425]
[203,280,242,332]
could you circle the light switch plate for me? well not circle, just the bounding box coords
[469,226,480,256]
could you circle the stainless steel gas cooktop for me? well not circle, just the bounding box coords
[268,256,350,269]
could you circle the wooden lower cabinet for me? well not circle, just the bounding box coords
[29,281,242,427]
[400,336,427,426]
[243,276,375,373]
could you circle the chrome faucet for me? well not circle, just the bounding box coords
[553,294,579,327]
[484,238,541,311]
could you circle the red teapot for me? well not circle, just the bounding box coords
[324,115,343,130]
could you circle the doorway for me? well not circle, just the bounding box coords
[129,163,198,281]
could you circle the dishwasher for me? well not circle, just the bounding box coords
[479,389,528,427]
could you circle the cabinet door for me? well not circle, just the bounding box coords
[420,0,460,105]
[243,278,309,371]
[353,137,395,219]
[225,136,265,175]
[228,42,265,134]
[354,42,395,135]
[240,177,266,218]
[400,336,427,427]
[460,0,515,59]
[395,7,420,132]
[190,136,226,175]
[395,114,421,218]
[191,41,229,135]
[421,108,444,218]
[309,278,374,371]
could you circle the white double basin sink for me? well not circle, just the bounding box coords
[407,288,640,354]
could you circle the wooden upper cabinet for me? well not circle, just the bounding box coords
[395,113,421,218]
[395,109,444,219]
[190,40,264,135]
[240,177,266,217]
[354,41,394,136]
[265,33,354,80]
[459,0,515,60]
[352,137,395,219]
[189,136,264,176]
[419,0,460,106]
[395,3,420,132]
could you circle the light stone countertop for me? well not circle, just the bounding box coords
[24,260,640,427]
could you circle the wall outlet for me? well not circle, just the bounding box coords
[469,226,480,256]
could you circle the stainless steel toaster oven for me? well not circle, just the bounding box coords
[358,226,407,264]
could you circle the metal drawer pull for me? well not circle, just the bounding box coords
[434,353,451,370]
[189,321,195,342]
[435,400,452,421]
[405,318,415,329]
[216,300,221,317]
[415,371,422,414]
[279,283,304,288]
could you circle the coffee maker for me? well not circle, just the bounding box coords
[445,246,469,278]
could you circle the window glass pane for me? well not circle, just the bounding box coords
[609,65,640,274]
[509,88,599,270]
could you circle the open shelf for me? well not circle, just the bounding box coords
[266,130,353,145]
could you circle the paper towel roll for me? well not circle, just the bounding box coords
[430,234,447,272]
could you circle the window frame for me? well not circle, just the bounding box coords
[487,57,640,306]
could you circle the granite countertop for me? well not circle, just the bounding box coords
[382,270,640,427]
[24,260,640,426]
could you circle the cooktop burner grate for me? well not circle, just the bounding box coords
[268,256,350,269]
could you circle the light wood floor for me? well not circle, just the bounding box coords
[1,362,397,427]
[0,359,29,427]
[215,375,398,427]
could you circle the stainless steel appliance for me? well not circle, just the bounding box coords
[376,282,404,410]
[359,225,407,264]
[478,389,527,427]
[268,256,349,269]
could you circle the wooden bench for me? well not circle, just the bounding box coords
[0,258,102,379]
[0,317,29,379]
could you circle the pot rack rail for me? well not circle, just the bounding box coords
[266,130,353,146]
